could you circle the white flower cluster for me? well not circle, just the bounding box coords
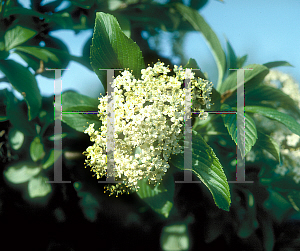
[83,62,213,196]
[262,71,300,183]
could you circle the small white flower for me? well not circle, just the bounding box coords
[83,62,212,196]
[286,134,300,147]
[274,164,288,176]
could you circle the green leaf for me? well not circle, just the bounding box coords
[245,84,300,118]
[90,12,145,92]
[160,224,190,250]
[263,189,292,223]
[61,91,102,133]
[42,149,62,169]
[113,13,131,38]
[236,54,248,68]
[30,136,45,162]
[287,191,300,212]
[183,58,207,80]
[263,61,293,69]
[255,130,281,163]
[244,106,300,137]
[14,46,60,63]
[226,39,237,72]
[48,133,68,141]
[4,25,37,51]
[219,64,269,94]
[221,104,258,159]
[8,128,24,150]
[62,91,99,110]
[28,175,52,198]
[136,166,175,218]
[257,212,275,251]
[0,59,42,120]
[4,163,41,184]
[4,90,36,136]
[169,133,231,211]
[236,189,258,238]
[78,191,100,222]
[174,3,226,88]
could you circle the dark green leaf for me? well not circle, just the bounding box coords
[244,106,300,137]
[91,12,145,92]
[174,3,226,87]
[221,104,257,159]
[219,64,269,94]
[257,212,275,251]
[237,189,258,238]
[4,90,36,135]
[4,25,37,51]
[136,166,175,218]
[169,132,231,211]
[226,39,237,72]
[77,191,101,222]
[245,84,300,118]
[262,189,292,223]
[0,59,42,120]
[61,91,101,133]
[263,61,294,69]
[14,46,60,63]
[255,130,281,163]
[287,191,300,212]
[189,0,208,10]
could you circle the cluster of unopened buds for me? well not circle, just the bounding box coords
[83,62,213,196]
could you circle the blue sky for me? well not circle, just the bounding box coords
[1,0,300,100]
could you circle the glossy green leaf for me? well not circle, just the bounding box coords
[28,175,52,198]
[30,136,45,162]
[91,12,145,92]
[61,91,102,133]
[174,3,226,87]
[114,13,131,38]
[4,26,37,51]
[221,104,258,159]
[169,132,231,211]
[244,106,300,137]
[4,163,41,184]
[42,149,62,169]
[14,46,60,63]
[8,128,24,150]
[245,84,300,118]
[136,166,175,218]
[0,59,42,120]
[219,64,269,94]
[263,61,293,69]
